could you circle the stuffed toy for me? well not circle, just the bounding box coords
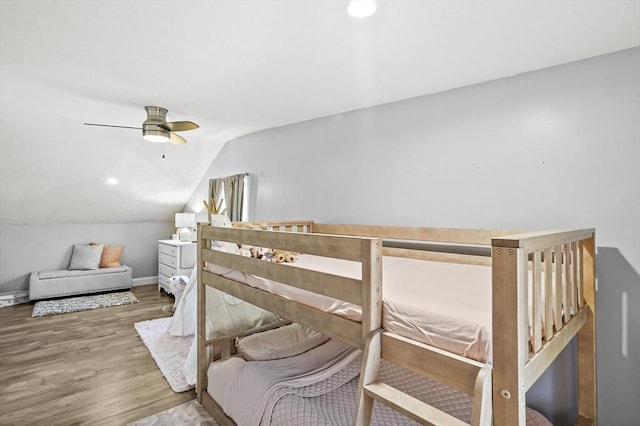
[167,275,189,311]
[233,222,268,231]
[265,249,299,263]
[233,222,270,259]
[250,246,270,258]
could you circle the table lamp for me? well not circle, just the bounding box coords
[175,213,196,242]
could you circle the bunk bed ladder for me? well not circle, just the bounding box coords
[355,330,492,426]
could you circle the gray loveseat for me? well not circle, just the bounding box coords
[29,266,132,301]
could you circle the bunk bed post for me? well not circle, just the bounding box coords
[360,238,383,342]
[492,244,528,426]
[576,234,597,425]
[196,222,208,403]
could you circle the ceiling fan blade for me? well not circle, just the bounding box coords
[169,132,187,144]
[159,121,199,132]
[83,123,141,130]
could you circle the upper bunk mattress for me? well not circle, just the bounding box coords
[206,254,492,362]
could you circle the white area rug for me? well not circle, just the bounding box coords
[32,291,139,317]
[128,399,218,426]
[134,317,194,392]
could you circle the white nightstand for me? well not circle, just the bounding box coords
[157,240,197,293]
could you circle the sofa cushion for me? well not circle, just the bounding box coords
[39,266,128,280]
[69,244,103,270]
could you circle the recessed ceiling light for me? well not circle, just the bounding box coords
[107,178,118,185]
[348,0,377,18]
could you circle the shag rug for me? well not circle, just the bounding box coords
[32,291,139,317]
[128,399,218,426]
[134,316,194,392]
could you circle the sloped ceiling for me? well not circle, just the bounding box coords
[1,0,639,225]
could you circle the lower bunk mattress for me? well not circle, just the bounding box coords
[206,340,551,426]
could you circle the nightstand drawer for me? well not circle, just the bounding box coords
[158,262,176,278]
[158,273,171,291]
[159,253,177,268]
[159,243,177,257]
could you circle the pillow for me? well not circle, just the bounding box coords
[236,323,330,361]
[100,245,124,268]
[68,244,103,270]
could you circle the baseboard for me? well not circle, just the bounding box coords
[132,276,158,286]
[0,290,30,307]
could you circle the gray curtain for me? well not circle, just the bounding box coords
[208,178,224,212]
[209,173,245,221]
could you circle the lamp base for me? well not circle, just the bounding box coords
[179,227,191,242]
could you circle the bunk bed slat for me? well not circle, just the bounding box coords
[363,381,468,426]
[532,251,543,353]
[524,307,588,390]
[205,319,292,346]
[383,247,492,266]
[577,240,584,309]
[316,223,518,245]
[571,241,579,312]
[543,248,554,342]
[202,270,364,348]
[203,249,363,305]
[571,241,580,312]
[553,245,563,332]
[563,243,571,323]
[202,226,366,261]
[381,332,482,396]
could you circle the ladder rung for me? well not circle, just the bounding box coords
[364,382,468,426]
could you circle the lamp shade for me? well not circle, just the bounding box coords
[175,213,186,228]
[175,213,196,242]
[175,213,196,228]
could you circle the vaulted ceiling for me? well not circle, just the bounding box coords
[1,0,639,224]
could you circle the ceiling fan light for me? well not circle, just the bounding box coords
[143,128,170,143]
[348,0,377,18]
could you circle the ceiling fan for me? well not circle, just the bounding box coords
[84,106,199,144]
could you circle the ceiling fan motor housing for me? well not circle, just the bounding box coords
[142,106,170,142]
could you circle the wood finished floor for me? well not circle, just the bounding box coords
[0,285,196,425]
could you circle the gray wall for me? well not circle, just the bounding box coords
[186,47,640,425]
[0,221,174,292]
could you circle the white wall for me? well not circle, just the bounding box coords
[186,47,640,425]
[0,221,174,291]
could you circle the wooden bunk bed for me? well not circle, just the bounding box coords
[196,221,597,426]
